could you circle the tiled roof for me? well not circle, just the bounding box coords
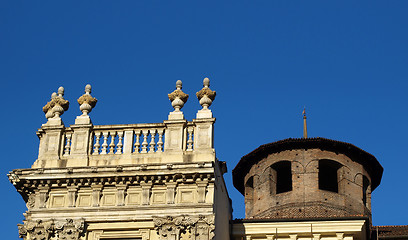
[374,225,408,238]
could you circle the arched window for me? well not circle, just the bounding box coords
[271,161,292,194]
[318,159,342,193]
[362,176,370,206]
[245,176,254,214]
[245,177,254,202]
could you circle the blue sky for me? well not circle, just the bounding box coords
[1,1,407,238]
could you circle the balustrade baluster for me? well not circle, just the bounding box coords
[64,133,72,156]
[141,130,149,153]
[93,132,101,155]
[101,132,109,154]
[149,129,156,153]
[187,127,193,151]
[116,132,123,154]
[134,130,141,153]
[157,129,164,152]
[109,131,116,154]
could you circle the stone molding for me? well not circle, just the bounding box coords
[153,215,215,240]
[9,170,214,194]
[231,220,366,240]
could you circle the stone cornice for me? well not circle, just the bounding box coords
[11,161,214,177]
[9,163,215,199]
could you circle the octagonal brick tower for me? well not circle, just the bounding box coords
[232,137,383,220]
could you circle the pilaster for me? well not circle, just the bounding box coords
[68,122,93,167]
[141,182,153,205]
[192,118,215,152]
[35,125,65,167]
[166,182,177,204]
[67,186,78,208]
[197,180,208,203]
[116,184,127,206]
[91,184,103,207]
[164,119,187,154]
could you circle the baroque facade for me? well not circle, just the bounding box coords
[8,79,407,240]
[9,80,229,240]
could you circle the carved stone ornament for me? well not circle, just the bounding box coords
[168,80,189,112]
[18,219,85,240]
[17,224,27,239]
[153,215,215,240]
[191,215,215,240]
[20,220,53,240]
[26,194,35,209]
[154,216,193,240]
[42,87,69,119]
[77,84,97,116]
[7,172,20,186]
[196,78,216,110]
[54,218,85,240]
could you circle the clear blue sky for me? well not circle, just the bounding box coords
[1,1,407,239]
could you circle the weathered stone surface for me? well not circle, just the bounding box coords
[238,147,375,219]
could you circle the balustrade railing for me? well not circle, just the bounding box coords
[91,125,166,155]
[60,123,199,157]
[36,80,215,167]
[63,128,73,156]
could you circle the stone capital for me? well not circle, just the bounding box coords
[153,215,215,240]
[54,218,85,240]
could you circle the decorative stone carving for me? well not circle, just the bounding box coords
[26,194,35,209]
[154,216,194,240]
[7,172,20,186]
[18,219,85,240]
[42,87,69,120]
[44,92,57,119]
[77,84,97,116]
[20,220,53,240]
[17,224,27,239]
[168,80,189,112]
[196,78,216,110]
[54,218,85,240]
[153,215,215,240]
[191,215,215,240]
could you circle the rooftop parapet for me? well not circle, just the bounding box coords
[33,79,216,168]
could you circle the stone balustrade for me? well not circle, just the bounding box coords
[34,118,214,168]
[33,79,216,168]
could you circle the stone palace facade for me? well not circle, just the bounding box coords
[8,79,407,240]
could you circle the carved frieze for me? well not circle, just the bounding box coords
[153,215,215,240]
